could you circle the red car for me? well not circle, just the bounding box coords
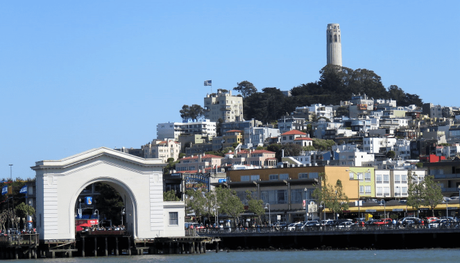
[372,218,392,225]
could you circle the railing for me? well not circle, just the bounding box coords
[0,233,39,246]
[192,222,460,236]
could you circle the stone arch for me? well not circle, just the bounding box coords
[32,147,185,242]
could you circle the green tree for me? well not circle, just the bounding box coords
[94,183,125,225]
[313,173,349,220]
[163,190,180,201]
[234,80,257,98]
[267,143,283,161]
[421,175,443,217]
[215,186,244,227]
[407,172,424,215]
[282,143,302,157]
[386,150,396,159]
[246,190,265,225]
[185,189,208,223]
[15,202,35,218]
[180,104,204,122]
[312,138,336,151]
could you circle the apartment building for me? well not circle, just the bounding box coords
[204,89,243,123]
[157,119,216,140]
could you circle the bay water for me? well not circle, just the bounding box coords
[8,249,460,263]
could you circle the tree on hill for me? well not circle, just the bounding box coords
[180,104,204,122]
[234,81,257,98]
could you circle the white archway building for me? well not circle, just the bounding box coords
[32,147,185,241]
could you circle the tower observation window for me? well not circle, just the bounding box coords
[334,34,337,42]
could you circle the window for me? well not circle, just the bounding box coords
[241,175,250,182]
[365,172,371,182]
[349,172,354,179]
[251,175,260,181]
[384,187,390,196]
[401,174,407,183]
[376,174,382,184]
[309,172,319,179]
[298,173,308,179]
[269,174,279,180]
[365,186,371,194]
[383,174,389,183]
[277,190,287,204]
[280,174,289,180]
[169,212,178,225]
[376,187,382,196]
[402,187,408,195]
[291,189,304,203]
[395,174,400,184]
[358,173,363,181]
[359,185,364,194]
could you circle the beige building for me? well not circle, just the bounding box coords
[143,139,181,162]
[204,89,243,123]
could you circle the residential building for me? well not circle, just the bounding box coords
[157,119,216,140]
[204,89,244,123]
[175,154,223,173]
[280,130,312,147]
[222,149,277,169]
[277,116,308,134]
[142,139,181,162]
[244,126,280,148]
[425,159,460,197]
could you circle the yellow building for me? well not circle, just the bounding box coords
[225,166,358,223]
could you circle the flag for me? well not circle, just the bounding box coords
[2,185,7,195]
[20,185,27,194]
[204,80,212,86]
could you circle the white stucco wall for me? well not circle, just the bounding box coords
[32,147,185,241]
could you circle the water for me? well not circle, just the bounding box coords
[8,249,460,263]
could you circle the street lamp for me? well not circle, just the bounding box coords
[304,188,308,221]
[93,209,99,227]
[265,203,271,226]
[121,208,126,226]
[346,169,370,219]
[380,199,386,219]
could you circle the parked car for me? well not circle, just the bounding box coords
[372,218,392,225]
[302,220,320,229]
[320,219,335,226]
[401,217,421,227]
[287,222,303,231]
[337,221,355,228]
[429,219,449,228]
[426,217,438,223]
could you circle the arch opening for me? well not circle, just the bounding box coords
[71,178,138,238]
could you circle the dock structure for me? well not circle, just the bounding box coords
[0,231,219,259]
[0,234,39,259]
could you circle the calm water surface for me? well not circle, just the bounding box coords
[9,249,460,263]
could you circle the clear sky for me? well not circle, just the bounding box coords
[1,1,459,180]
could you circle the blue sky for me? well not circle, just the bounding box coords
[1,1,459,179]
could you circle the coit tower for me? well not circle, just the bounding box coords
[326,23,342,67]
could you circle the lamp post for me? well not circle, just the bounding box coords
[93,209,99,227]
[304,188,308,221]
[121,208,126,226]
[9,164,13,230]
[265,203,271,226]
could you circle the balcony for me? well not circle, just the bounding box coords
[433,173,460,179]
